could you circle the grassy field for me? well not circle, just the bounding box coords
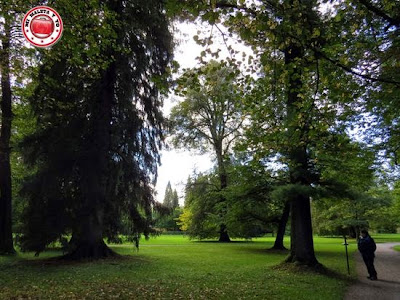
[0,234,397,300]
[372,233,400,243]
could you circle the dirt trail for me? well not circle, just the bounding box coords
[345,242,400,300]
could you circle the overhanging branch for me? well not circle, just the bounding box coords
[213,1,261,16]
[311,46,400,86]
[357,0,400,27]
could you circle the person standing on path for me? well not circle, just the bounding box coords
[358,229,378,280]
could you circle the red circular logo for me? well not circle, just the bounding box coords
[22,6,63,48]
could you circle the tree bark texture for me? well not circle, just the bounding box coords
[0,22,15,255]
[284,41,319,266]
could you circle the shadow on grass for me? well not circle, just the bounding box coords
[272,261,354,282]
[192,240,254,244]
[238,247,289,256]
[265,247,290,253]
[2,251,150,269]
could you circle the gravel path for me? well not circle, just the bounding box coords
[345,242,400,300]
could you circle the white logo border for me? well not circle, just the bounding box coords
[22,6,63,48]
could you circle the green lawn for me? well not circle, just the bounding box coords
[372,233,400,243]
[1,234,397,300]
[394,245,400,252]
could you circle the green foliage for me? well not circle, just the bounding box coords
[223,164,284,238]
[365,186,399,233]
[172,190,179,209]
[326,0,400,168]
[18,0,173,254]
[178,173,222,239]
[170,0,400,199]
[0,0,37,254]
[171,60,245,159]
[155,182,181,231]
[178,165,285,239]
[171,60,248,240]
[312,138,398,236]
[163,181,179,210]
[4,0,399,265]
[10,103,36,234]
[155,207,183,232]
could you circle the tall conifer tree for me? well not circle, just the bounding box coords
[20,0,173,259]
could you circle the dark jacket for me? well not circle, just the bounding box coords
[358,235,376,258]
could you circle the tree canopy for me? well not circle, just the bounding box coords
[167,0,400,266]
[171,60,248,241]
[18,0,173,259]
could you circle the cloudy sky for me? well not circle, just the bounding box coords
[154,22,212,205]
[154,20,252,204]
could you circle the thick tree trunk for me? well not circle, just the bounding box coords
[64,212,115,260]
[66,63,116,259]
[0,23,15,255]
[272,201,290,250]
[216,145,230,242]
[286,195,318,265]
[283,39,319,266]
[218,223,231,242]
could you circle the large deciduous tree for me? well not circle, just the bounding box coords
[20,0,173,259]
[171,60,245,242]
[168,0,387,266]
